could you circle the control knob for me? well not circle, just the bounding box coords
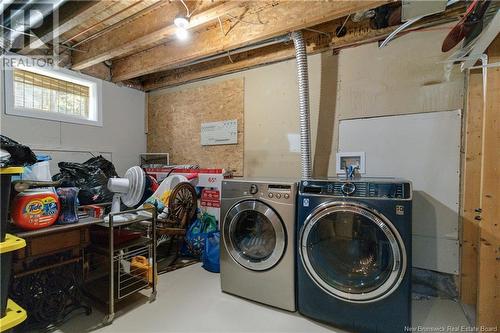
[250,184,258,195]
[341,182,356,196]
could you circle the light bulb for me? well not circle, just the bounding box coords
[176,27,189,41]
[174,16,189,29]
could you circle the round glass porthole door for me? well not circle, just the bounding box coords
[224,200,286,271]
[300,202,406,303]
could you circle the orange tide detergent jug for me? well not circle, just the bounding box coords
[11,190,60,230]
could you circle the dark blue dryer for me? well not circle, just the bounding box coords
[296,178,412,333]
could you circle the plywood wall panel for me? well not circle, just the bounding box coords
[147,78,244,175]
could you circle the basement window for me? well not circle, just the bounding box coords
[4,65,102,126]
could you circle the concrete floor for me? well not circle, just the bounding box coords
[52,264,470,333]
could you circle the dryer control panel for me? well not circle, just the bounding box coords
[222,180,297,204]
[300,178,412,200]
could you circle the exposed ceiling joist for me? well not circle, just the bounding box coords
[71,0,242,70]
[18,1,106,55]
[110,0,390,82]
[141,4,464,91]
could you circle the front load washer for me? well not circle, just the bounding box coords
[297,178,412,332]
[220,179,297,311]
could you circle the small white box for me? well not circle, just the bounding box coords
[336,152,366,174]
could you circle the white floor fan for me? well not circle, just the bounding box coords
[104,166,146,224]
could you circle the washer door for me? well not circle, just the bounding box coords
[300,202,406,303]
[224,200,286,271]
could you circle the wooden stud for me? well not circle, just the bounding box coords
[476,35,500,328]
[460,69,483,306]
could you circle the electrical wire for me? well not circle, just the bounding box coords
[339,14,350,32]
[217,16,225,36]
[226,13,264,25]
[180,0,190,17]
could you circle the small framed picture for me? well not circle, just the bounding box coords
[336,152,366,174]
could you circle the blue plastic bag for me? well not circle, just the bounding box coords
[202,231,220,273]
[185,212,218,258]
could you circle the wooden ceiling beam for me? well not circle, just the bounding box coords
[71,1,240,70]
[18,1,109,55]
[111,0,390,82]
[141,20,395,91]
[141,4,464,91]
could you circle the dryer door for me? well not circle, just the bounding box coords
[224,200,286,271]
[300,201,407,303]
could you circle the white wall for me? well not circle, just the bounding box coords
[1,67,146,176]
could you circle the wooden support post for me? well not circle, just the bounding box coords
[476,35,500,328]
[460,69,483,306]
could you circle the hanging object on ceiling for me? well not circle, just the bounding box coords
[442,0,493,53]
[441,0,492,52]
[379,0,460,48]
[401,0,448,21]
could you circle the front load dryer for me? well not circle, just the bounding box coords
[297,178,412,332]
[220,179,297,311]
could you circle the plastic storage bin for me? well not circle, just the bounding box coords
[0,234,26,319]
[0,299,27,332]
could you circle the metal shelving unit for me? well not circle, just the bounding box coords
[84,207,157,325]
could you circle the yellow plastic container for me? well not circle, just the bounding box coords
[0,299,27,332]
[131,256,155,285]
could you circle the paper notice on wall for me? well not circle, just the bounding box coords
[287,133,300,153]
[201,120,238,146]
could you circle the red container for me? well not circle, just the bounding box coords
[11,190,60,230]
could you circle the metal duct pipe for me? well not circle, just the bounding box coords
[291,31,312,179]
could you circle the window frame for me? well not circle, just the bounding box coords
[4,63,103,127]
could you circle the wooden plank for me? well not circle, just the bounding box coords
[111,0,388,82]
[460,69,483,305]
[19,1,108,54]
[476,35,500,328]
[141,5,463,91]
[147,78,244,175]
[72,1,240,70]
[141,18,397,90]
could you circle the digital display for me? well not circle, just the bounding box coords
[376,184,396,197]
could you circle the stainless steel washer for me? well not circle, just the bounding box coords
[220,179,297,311]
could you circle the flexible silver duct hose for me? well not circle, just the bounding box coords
[291,31,312,179]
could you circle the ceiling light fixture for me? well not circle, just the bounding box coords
[174,15,189,40]
[174,15,189,29]
[175,27,189,41]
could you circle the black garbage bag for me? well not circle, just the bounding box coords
[83,156,118,178]
[52,156,117,205]
[0,135,37,167]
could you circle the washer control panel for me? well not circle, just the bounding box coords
[300,179,412,200]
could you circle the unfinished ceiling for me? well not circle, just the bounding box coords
[5,0,467,91]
